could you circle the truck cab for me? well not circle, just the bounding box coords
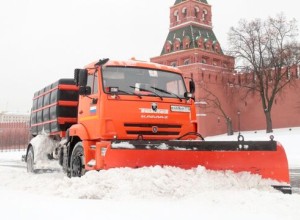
[74,59,197,141]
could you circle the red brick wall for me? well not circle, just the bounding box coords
[192,69,300,136]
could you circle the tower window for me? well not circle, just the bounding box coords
[182,7,187,18]
[204,40,211,50]
[214,44,219,53]
[170,61,177,67]
[165,41,173,53]
[202,9,208,21]
[174,10,179,22]
[184,59,190,65]
[183,36,191,49]
[165,46,171,53]
[194,7,200,18]
[174,38,181,51]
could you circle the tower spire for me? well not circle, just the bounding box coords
[174,0,208,6]
[151,0,234,69]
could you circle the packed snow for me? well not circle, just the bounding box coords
[112,142,136,149]
[0,127,300,219]
[29,134,59,162]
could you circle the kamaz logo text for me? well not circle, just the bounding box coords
[139,108,169,114]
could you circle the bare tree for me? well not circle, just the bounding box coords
[200,86,234,135]
[228,14,300,133]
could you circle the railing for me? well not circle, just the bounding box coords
[0,122,30,152]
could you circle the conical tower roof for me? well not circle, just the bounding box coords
[160,0,220,55]
[160,24,221,55]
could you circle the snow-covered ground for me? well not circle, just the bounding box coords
[0,127,300,220]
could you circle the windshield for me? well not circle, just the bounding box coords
[102,67,187,98]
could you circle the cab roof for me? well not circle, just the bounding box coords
[85,59,182,74]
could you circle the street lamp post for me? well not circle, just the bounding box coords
[237,110,241,135]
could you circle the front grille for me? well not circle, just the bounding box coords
[124,123,181,136]
[124,123,181,128]
[127,131,180,135]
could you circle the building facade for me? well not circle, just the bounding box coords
[0,112,30,123]
[151,0,300,136]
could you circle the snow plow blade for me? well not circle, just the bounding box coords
[107,140,291,193]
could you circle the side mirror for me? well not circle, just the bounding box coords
[79,86,91,96]
[184,92,193,99]
[75,69,90,96]
[74,69,88,87]
[79,69,88,87]
[189,80,195,94]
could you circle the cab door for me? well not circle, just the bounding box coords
[77,69,101,139]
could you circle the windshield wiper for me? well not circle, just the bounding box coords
[130,86,163,100]
[151,86,183,102]
[109,89,142,99]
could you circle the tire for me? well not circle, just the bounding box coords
[26,146,35,173]
[70,142,85,177]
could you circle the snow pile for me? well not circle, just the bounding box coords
[0,151,280,200]
[155,143,169,150]
[0,151,300,220]
[28,134,61,170]
[30,134,58,162]
[112,142,135,149]
[60,166,282,200]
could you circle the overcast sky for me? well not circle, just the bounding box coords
[0,0,299,113]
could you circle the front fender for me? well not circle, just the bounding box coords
[69,124,90,140]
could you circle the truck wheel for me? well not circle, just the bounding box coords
[27,146,35,173]
[70,142,85,177]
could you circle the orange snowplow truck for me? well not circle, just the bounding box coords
[25,58,291,193]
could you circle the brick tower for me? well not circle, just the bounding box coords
[151,0,236,136]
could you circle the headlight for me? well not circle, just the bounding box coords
[101,147,107,156]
